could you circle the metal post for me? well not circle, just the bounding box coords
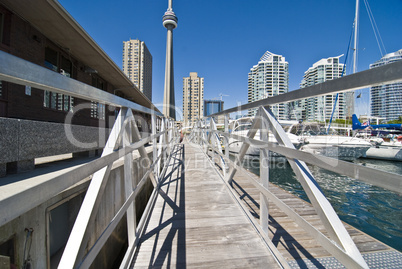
[260,106,368,268]
[157,119,166,177]
[167,120,171,152]
[59,108,128,268]
[168,120,172,154]
[123,117,136,247]
[209,118,215,165]
[202,119,207,152]
[224,114,229,175]
[225,112,261,185]
[259,108,269,235]
[162,118,166,160]
[199,120,203,146]
[129,110,158,187]
[152,113,158,179]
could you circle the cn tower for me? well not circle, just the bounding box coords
[162,0,178,120]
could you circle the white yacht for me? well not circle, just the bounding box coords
[228,118,371,161]
[285,122,372,161]
[363,135,402,161]
[353,115,402,161]
[227,117,305,158]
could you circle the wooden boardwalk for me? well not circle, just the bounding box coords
[130,142,281,268]
[131,141,402,268]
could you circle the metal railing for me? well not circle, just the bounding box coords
[189,60,402,269]
[0,50,179,268]
[59,109,178,268]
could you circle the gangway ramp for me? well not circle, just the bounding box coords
[130,141,283,268]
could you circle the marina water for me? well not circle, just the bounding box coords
[241,156,402,252]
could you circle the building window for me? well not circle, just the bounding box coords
[50,91,57,109]
[60,56,72,78]
[43,91,73,112]
[90,101,105,120]
[63,95,70,111]
[43,49,74,111]
[59,57,74,111]
[92,76,105,91]
[90,76,106,119]
[0,12,4,44]
[25,85,31,96]
[45,47,58,72]
[91,101,97,118]
[43,90,49,107]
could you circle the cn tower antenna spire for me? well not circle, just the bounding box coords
[162,0,178,120]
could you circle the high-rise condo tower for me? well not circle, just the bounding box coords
[122,39,153,101]
[300,56,345,122]
[370,49,402,121]
[183,72,204,126]
[247,51,289,119]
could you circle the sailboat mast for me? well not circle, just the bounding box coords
[353,0,359,73]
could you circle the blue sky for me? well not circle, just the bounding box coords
[59,0,402,119]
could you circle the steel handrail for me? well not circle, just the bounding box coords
[191,105,371,268]
[0,50,162,116]
[58,108,177,268]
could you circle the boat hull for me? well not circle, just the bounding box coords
[300,144,370,161]
[228,137,303,161]
[363,143,402,161]
[299,135,372,161]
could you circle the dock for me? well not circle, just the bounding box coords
[129,141,402,268]
[130,142,281,268]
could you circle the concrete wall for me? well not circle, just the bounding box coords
[0,177,89,269]
[0,117,109,176]
[0,148,158,268]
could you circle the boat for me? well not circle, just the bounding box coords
[353,115,402,161]
[286,122,372,161]
[227,117,306,159]
[228,117,371,161]
[364,140,402,161]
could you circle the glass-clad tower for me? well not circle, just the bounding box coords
[300,55,345,122]
[204,100,223,116]
[247,51,289,119]
[370,49,402,121]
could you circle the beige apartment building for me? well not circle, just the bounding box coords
[183,72,204,126]
[122,39,153,101]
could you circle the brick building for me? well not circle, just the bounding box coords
[0,0,155,128]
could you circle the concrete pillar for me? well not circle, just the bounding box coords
[73,150,97,158]
[5,159,35,174]
[0,164,6,177]
[16,159,35,173]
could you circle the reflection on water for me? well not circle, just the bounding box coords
[240,156,402,252]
